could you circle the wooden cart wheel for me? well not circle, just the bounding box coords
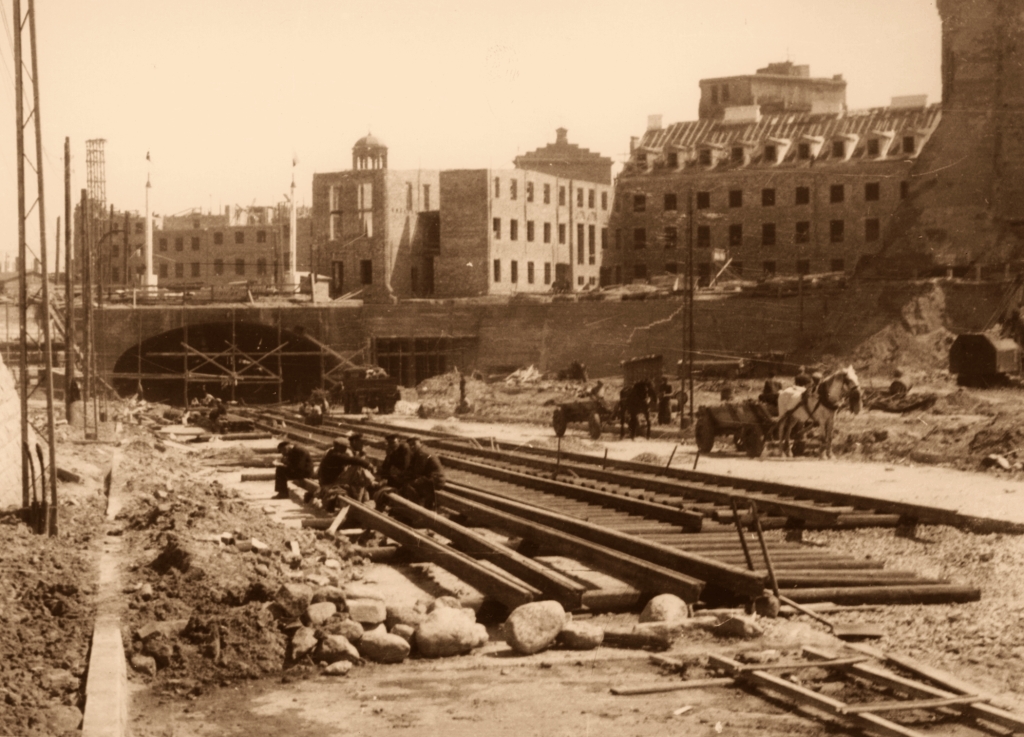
[742,425,765,458]
[588,412,602,440]
[695,416,715,453]
[552,407,568,438]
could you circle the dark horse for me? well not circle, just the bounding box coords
[619,379,658,440]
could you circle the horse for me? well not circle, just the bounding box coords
[776,366,862,459]
[618,379,658,440]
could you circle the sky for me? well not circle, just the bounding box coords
[0,0,941,269]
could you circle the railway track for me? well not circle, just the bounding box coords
[236,407,983,613]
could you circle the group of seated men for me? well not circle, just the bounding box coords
[274,432,445,514]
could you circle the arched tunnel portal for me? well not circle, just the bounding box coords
[111,321,345,406]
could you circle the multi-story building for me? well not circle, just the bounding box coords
[605,64,941,284]
[312,135,440,302]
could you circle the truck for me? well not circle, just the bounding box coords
[336,366,401,414]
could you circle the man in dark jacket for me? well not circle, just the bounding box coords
[274,441,314,499]
[398,436,445,511]
[317,436,374,489]
[378,434,411,486]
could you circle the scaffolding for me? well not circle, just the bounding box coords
[85,139,106,216]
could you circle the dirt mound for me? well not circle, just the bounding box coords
[930,388,997,416]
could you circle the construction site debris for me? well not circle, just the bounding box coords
[639,593,690,623]
[503,600,568,655]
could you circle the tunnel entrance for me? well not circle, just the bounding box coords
[111,321,347,406]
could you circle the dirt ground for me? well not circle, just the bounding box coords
[5,341,1024,736]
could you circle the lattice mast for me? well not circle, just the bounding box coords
[85,139,106,217]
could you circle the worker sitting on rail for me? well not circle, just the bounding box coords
[315,436,376,509]
[396,436,445,511]
[274,440,314,500]
[378,434,411,487]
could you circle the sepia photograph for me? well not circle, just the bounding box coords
[2,1,1024,735]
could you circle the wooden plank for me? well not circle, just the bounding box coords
[842,695,988,714]
[610,678,736,695]
[708,654,868,674]
[781,584,980,606]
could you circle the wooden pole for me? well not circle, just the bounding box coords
[64,138,74,422]
[13,0,30,509]
[687,191,695,423]
[80,188,92,438]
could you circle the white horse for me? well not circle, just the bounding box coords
[777,366,862,459]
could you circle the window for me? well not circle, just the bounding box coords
[699,149,713,166]
[558,224,566,244]
[577,276,585,286]
[158,263,168,278]
[867,138,880,157]
[175,237,183,251]
[762,189,775,207]
[729,190,742,208]
[423,184,431,210]
[696,191,710,209]
[731,146,744,163]
[191,262,200,277]
[865,182,880,202]
[174,262,184,278]
[543,222,551,243]
[588,225,596,262]
[543,184,551,204]
[406,183,413,210]
[667,152,678,168]
[526,221,535,242]
[729,224,743,247]
[544,262,551,285]
[721,85,730,103]
[664,193,677,211]
[798,142,812,160]
[527,261,535,284]
[577,224,585,261]
[257,230,267,243]
[902,136,916,154]
[191,237,200,250]
[831,258,845,272]
[900,181,910,199]
[159,237,168,252]
[526,182,534,202]
[235,231,245,244]
[360,259,373,285]
[214,259,224,275]
[711,85,719,104]
[329,213,341,240]
[697,225,711,248]
[830,220,845,243]
[257,258,267,276]
[493,218,501,240]
[510,180,518,201]
[493,259,501,282]
[832,140,845,158]
[795,186,811,205]
[865,218,881,242]
[510,219,518,241]
[763,260,776,276]
[634,228,647,249]
[358,182,374,236]
[235,258,245,275]
[795,221,811,244]
[577,188,584,207]
[762,223,776,246]
[588,189,595,208]
[615,229,621,249]
[664,226,678,249]
[559,186,566,206]
[796,259,811,275]
[764,145,777,163]
[601,191,608,210]
[511,260,518,283]
[633,194,646,212]
[601,228,608,250]
[494,177,500,198]
[830,185,844,204]
[634,263,648,280]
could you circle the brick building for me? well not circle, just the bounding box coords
[312,135,440,302]
[605,64,941,284]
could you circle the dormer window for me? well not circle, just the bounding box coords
[832,140,845,158]
[798,143,812,160]
[731,147,744,163]
[867,139,880,157]
[699,149,713,166]
[636,152,648,167]
[764,145,777,163]
[902,136,916,154]
[667,151,679,168]
[797,135,824,161]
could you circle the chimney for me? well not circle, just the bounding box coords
[555,127,568,144]
[630,136,639,154]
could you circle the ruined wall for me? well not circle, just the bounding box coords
[883,0,1024,273]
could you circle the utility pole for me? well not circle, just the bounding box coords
[13,0,29,511]
[81,188,93,439]
[64,138,74,423]
[686,191,695,425]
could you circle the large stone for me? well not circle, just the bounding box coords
[38,704,82,733]
[40,668,80,694]
[557,621,604,650]
[275,583,313,619]
[503,601,567,655]
[415,606,490,658]
[323,618,364,643]
[347,598,387,626]
[323,660,353,676]
[291,626,319,658]
[317,634,363,665]
[427,595,463,612]
[386,602,428,629]
[305,602,337,627]
[137,618,190,641]
[639,594,689,623]
[343,584,385,601]
[311,586,348,607]
[129,653,158,677]
[711,615,765,639]
[142,635,175,669]
[358,625,411,664]
[391,623,415,643]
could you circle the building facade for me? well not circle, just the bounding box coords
[312,135,440,302]
[605,64,941,284]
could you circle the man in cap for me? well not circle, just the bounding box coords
[397,436,445,511]
[317,435,374,491]
[378,433,411,486]
[274,440,314,499]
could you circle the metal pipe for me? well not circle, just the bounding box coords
[729,497,755,571]
[751,501,781,598]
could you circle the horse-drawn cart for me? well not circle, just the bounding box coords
[694,400,776,458]
[551,398,615,439]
